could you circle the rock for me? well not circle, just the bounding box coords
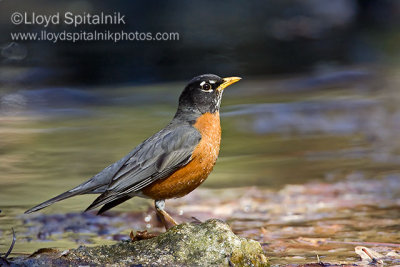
[11,219,268,266]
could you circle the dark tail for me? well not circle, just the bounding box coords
[96,196,131,215]
[84,191,117,213]
[25,190,83,214]
[24,173,111,214]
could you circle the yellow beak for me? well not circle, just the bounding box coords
[217,77,242,92]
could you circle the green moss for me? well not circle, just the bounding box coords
[12,219,268,266]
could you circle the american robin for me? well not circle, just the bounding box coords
[25,74,241,229]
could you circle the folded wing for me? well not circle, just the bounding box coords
[85,124,201,212]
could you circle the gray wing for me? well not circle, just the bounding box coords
[85,124,201,211]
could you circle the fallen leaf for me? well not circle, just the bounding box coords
[130,230,158,242]
[29,248,61,258]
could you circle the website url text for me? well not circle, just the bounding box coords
[10,30,180,43]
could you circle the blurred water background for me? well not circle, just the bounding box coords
[0,0,399,261]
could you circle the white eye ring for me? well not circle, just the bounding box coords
[200,82,213,92]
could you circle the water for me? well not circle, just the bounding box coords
[1,67,400,264]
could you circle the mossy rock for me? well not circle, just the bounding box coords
[11,219,268,266]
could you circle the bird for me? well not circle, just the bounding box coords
[25,74,241,230]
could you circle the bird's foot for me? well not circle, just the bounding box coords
[155,200,178,230]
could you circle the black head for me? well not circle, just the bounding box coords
[176,74,241,117]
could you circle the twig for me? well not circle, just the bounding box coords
[316,254,327,266]
[1,228,16,259]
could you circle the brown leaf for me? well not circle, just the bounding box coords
[130,230,158,242]
[29,248,61,258]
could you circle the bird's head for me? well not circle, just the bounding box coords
[177,74,241,115]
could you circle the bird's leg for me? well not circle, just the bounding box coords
[155,200,178,230]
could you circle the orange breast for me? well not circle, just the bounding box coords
[142,112,221,200]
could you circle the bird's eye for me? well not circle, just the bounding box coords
[202,83,212,91]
